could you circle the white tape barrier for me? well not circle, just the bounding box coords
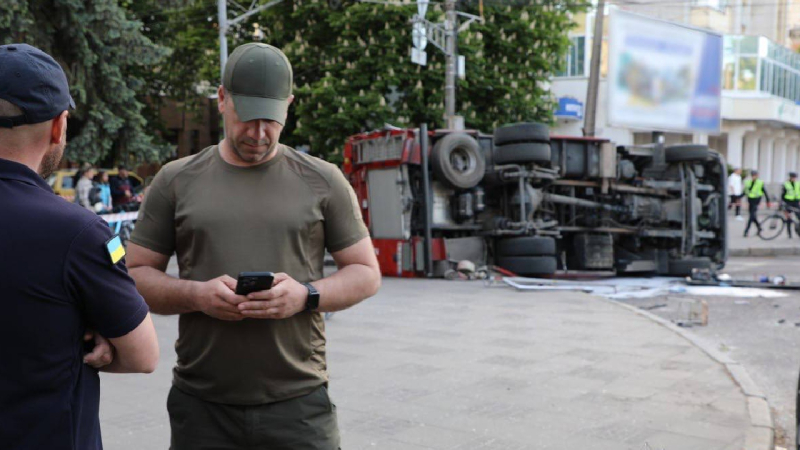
[502,276,787,299]
[99,212,139,223]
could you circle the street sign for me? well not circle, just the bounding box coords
[412,22,427,50]
[412,47,427,66]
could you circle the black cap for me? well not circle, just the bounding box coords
[0,44,75,128]
[791,172,798,178]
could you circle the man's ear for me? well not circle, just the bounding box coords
[51,111,68,144]
[218,86,226,114]
[284,95,295,123]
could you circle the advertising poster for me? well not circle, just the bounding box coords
[607,10,722,134]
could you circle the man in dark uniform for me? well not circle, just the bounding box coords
[0,43,159,450]
[781,171,800,237]
[743,170,772,237]
[127,43,381,450]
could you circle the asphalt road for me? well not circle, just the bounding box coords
[619,255,800,448]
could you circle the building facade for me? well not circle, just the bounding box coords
[551,0,800,192]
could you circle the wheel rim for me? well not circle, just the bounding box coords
[759,215,785,240]
[449,147,477,175]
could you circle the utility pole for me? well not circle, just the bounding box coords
[444,0,459,129]
[217,0,285,81]
[218,0,228,82]
[410,0,481,130]
[583,0,605,137]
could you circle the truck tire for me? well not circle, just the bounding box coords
[496,236,556,256]
[494,122,549,146]
[494,142,551,165]
[664,145,710,163]
[496,256,557,276]
[668,257,712,276]
[430,133,486,189]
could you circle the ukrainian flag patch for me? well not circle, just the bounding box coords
[105,235,126,265]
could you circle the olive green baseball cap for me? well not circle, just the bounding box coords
[223,43,293,125]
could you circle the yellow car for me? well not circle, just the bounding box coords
[48,169,143,203]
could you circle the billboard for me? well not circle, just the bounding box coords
[607,10,722,134]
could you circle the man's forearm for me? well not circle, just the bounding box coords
[312,264,380,313]
[129,266,199,315]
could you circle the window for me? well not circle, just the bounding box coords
[737,57,757,90]
[556,36,586,77]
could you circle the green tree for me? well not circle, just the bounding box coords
[271,0,587,163]
[125,0,586,164]
[0,0,173,165]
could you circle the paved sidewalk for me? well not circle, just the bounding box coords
[100,277,750,450]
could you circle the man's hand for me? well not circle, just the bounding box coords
[193,275,248,321]
[237,273,308,319]
[84,330,114,369]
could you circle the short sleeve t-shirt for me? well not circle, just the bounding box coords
[130,144,369,404]
[0,158,149,450]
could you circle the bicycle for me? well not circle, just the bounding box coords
[758,202,800,240]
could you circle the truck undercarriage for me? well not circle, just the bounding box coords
[344,123,727,278]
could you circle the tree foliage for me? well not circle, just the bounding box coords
[1,0,586,165]
[270,0,587,163]
[0,0,173,165]
[130,0,585,164]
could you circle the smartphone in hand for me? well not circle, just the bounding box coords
[236,272,274,296]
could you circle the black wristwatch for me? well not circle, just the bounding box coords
[302,282,320,311]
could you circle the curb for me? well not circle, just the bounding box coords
[606,299,775,450]
[730,246,800,257]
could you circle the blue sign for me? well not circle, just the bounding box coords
[555,97,584,121]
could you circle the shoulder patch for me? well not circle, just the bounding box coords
[105,235,126,264]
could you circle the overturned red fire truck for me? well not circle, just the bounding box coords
[343,123,728,278]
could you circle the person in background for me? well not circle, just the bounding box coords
[743,170,771,237]
[93,170,112,213]
[110,165,141,207]
[728,167,743,221]
[781,171,800,238]
[76,164,96,211]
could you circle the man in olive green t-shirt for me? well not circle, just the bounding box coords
[127,43,381,450]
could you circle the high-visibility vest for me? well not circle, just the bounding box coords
[785,181,800,201]
[745,179,764,199]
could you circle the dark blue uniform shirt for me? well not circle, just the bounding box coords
[0,158,149,450]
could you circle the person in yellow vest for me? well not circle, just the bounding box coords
[743,170,772,237]
[781,172,800,237]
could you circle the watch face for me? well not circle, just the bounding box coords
[305,283,320,310]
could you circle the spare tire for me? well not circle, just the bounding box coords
[668,257,712,276]
[496,236,556,256]
[496,256,557,276]
[494,122,549,146]
[494,142,551,165]
[665,145,710,163]
[430,133,486,189]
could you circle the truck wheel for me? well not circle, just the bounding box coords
[494,122,550,146]
[496,256,557,276]
[431,133,486,189]
[496,236,556,256]
[664,145,709,162]
[494,142,551,165]
[668,257,712,276]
